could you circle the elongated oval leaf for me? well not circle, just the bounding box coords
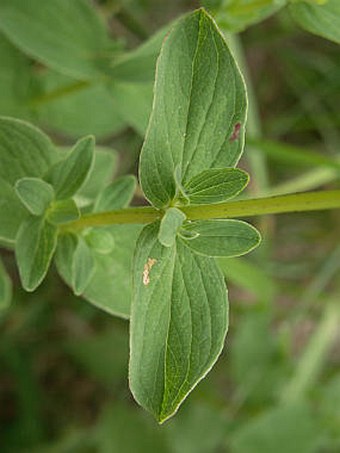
[0,0,113,79]
[0,117,56,243]
[181,219,261,257]
[130,222,228,423]
[182,168,249,205]
[158,207,186,247]
[15,177,55,216]
[47,136,95,199]
[15,215,58,291]
[289,0,340,45]
[0,116,56,185]
[139,9,247,208]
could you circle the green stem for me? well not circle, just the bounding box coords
[183,190,340,220]
[60,190,340,232]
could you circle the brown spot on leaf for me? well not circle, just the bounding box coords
[229,122,241,142]
[142,258,157,285]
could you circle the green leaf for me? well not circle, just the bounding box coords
[206,0,286,33]
[94,175,137,212]
[72,237,95,295]
[139,9,247,208]
[158,208,186,247]
[0,0,113,79]
[0,257,12,311]
[0,178,28,246]
[181,219,261,257]
[47,199,80,225]
[37,72,125,139]
[15,215,58,291]
[55,233,95,295]
[83,225,142,318]
[56,225,142,318]
[182,168,249,205]
[0,117,56,244]
[84,229,115,255]
[15,177,54,216]
[130,222,228,423]
[0,116,56,186]
[289,0,340,45]
[47,136,95,199]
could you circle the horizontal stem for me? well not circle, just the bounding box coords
[60,206,161,232]
[182,189,340,220]
[60,190,340,232]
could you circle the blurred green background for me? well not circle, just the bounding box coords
[1,0,340,451]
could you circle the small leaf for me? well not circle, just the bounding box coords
[15,215,58,291]
[139,9,247,208]
[130,222,228,423]
[181,219,261,257]
[182,168,249,205]
[72,237,95,295]
[0,0,113,79]
[0,116,56,186]
[47,135,95,199]
[47,199,80,225]
[289,0,340,45]
[158,208,186,247]
[0,117,57,243]
[55,225,142,318]
[0,257,12,311]
[15,177,54,216]
[84,229,115,255]
[94,175,136,212]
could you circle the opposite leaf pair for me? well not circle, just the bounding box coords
[129,9,261,422]
[15,136,93,291]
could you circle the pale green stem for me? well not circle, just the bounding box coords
[60,190,340,232]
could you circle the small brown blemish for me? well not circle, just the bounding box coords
[143,258,157,286]
[229,122,241,142]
